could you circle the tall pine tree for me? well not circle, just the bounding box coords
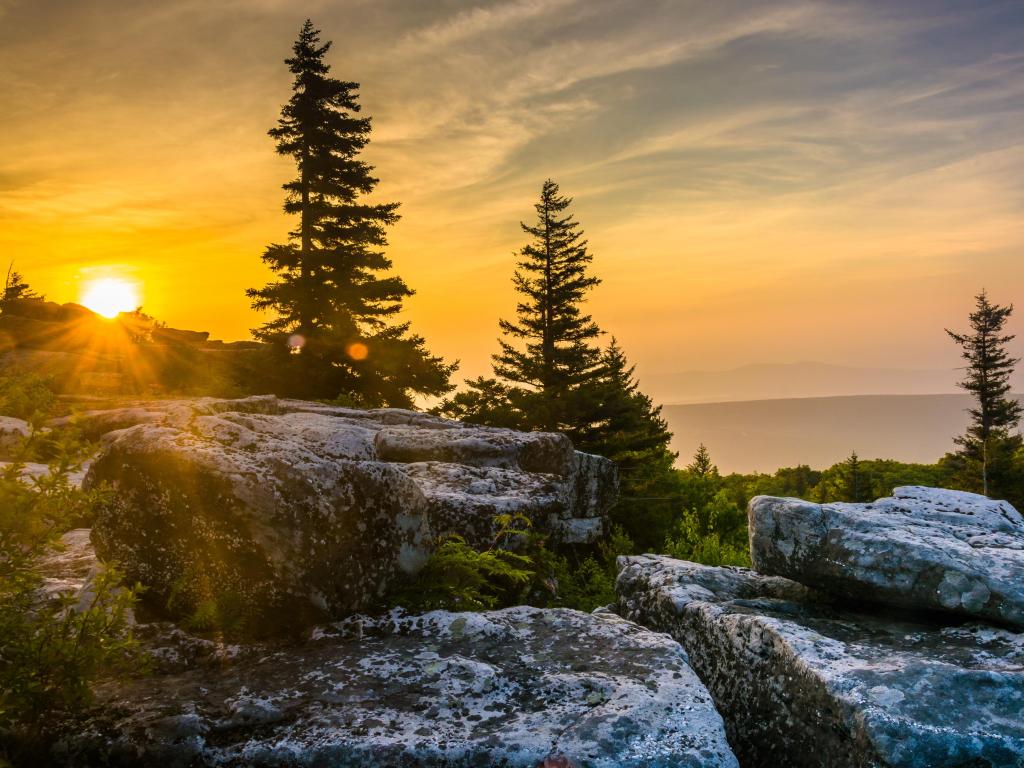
[443,179,601,438]
[248,20,453,407]
[945,290,1023,496]
[437,183,683,548]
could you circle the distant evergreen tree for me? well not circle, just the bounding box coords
[469,179,602,438]
[945,291,1023,496]
[687,443,716,478]
[839,450,865,502]
[248,20,453,406]
[2,264,40,312]
[437,376,524,430]
[663,443,750,567]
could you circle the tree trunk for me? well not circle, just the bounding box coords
[541,202,554,429]
[300,139,312,334]
[982,437,989,496]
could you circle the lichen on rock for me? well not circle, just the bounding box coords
[55,605,738,767]
[616,554,1024,768]
[748,486,1024,628]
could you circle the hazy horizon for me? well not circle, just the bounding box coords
[665,392,1024,474]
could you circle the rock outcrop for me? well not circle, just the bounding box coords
[617,554,1024,768]
[55,604,738,768]
[84,396,617,626]
[0,414,30,458]
[749,486,1024,628]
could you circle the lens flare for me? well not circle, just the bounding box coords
[346,342,369,361]
[80,278,140,319]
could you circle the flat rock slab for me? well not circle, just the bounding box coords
[616,555,1024,768]
[54,607,738,768]
[749,486,1024,628]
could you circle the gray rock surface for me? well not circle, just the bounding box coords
[0,414,30,457]
[84,396,616,625]
[37,528,100,603]
[54,606,738,768]
[617,554,1024,768]
[0,460,88,488]
[749,486,1024,628]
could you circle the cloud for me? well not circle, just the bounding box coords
[396,0,578,54]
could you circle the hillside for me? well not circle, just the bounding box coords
[664,394,1024,474]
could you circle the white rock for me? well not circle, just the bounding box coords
[56,606,738,767]
[0,415,30,458]
[617,554,1024,768]
[749,486,1024,627]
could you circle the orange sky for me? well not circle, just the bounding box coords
[2,0,1023,402]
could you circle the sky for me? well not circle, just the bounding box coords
[2,0,1023,402]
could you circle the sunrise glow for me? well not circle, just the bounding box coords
[79,277,140,319]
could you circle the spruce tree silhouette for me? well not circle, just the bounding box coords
[441,180,601,440]
[946,290,1023,496]
[248,20,453,406]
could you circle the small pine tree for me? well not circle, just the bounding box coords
[840,450,864,502]
[480,179,603,438]
[688,443,716,478]
[247,20,453,406]
[2,263,40,312]
[946,291,1023,496]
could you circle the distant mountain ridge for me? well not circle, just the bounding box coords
[644,361,967,405]
[663,393,1024,475]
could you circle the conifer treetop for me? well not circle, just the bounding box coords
[493,179,602,399]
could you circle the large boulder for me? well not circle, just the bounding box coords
[617,554,1024,768]
[54,606,738,768]
[749,486,1024,628]
[85,396,617,627]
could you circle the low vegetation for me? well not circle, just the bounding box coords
[0,380,141,764]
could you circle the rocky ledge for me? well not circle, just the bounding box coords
[616,554,1024,768]
[54,604,738,768]
[81,396,617,625]
[749,486,1024,628]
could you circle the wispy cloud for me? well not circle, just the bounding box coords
[396,0,578,53]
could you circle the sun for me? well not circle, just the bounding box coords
[80,278,140,319]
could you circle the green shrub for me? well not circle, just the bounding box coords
[389,514,535,611]
[0,372,55,421]
[0,458,141,760]
[389,516,636,614]
[164,564,253,637]
[662,490,751,568]
[545,525,636,612]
